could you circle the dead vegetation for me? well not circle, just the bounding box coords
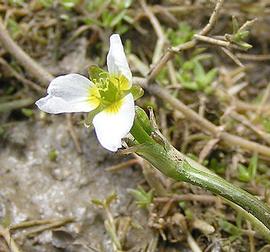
[1,0,270,251]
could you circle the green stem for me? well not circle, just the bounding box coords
[130,117,270,240]
[223,199,270,242]
[130,117,154,144]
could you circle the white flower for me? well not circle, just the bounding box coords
[36,34,135,152]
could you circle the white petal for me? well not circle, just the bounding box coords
[93,94,135,152]
[36,74,97,114]
[107,34,132,86]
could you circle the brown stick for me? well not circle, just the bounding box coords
[199,0,225,36]
[0,58,44,92]
[147,0,225,83]
[0,226,22,252]
[0,98,35,113]
[134,77,270,157]
[0,20,83,152]
[0,21,53,86]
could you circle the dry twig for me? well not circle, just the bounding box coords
[66,114,82,154]
[105,159,138,172]
[0,21,53,86]
[139,0,166,64]
[0,20,85,152]
[147,0,225,83]
[0,226,21,252]
[0,57,44,92]
[134,77,270,157]
[22,217,74,238]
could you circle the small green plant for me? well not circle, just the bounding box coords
[237,153,257,182]
[158,24,196,85]
[7,18,21,39]
[128,186,153,209]
[48,149,58,162]
[8,0,25,6]
[167,23,194,46]
[60,0,79,9]
[225,16,253,50]
[21,108,34,118]
[38,0,53,7]
[209,158,226,175]
[177,55,218,93]
[38,0,79,10]
[178,202,193,220]
[84,0,134,34]
[218,219,243,241]
[92,193,123,251]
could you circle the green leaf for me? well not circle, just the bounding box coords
[238,164,250,182]
[123,14,133,24]
[219,219,242,241]
[121,0,133,9]
[179,76,198,90]
[7,18,21,39]
[182,82,198,91]
[104,220,122,249]
[128,186,153,209]
[60,0,78,9]
[230,16,253,51]
[236,41,252,50]
[167,23,194,46]
[102,11,114,27]
[209,158,225,174]
[130,85,144,101]
[194,61,205,83]
[87,0,109,11]
[194,61,205,78]
[238,30,250,41]
[237,154,257,182]
[83,17,103,26]
[116,24,129,35]
[248,153,257,180]
[38,0,53,7]
[219,219,242,236]
[232,16,239,34]
[48,149,58,162]
[91,193,117,208]
[21,108,34,117]
[110,10,126,27]
[135,106,154,135]
[8,0,25,6]
[91,199,104,206]
[105,193,117,206]
[204,68,218,85]
[182,60,194,71]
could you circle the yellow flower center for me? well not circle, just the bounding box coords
[104,99,123,114]
[87,73,130,114]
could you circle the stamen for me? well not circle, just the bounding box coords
[104,99,123,114]
[90,73,131,112]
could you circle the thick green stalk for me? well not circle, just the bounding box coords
[130,117,270,240]
[224,199,270,242]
